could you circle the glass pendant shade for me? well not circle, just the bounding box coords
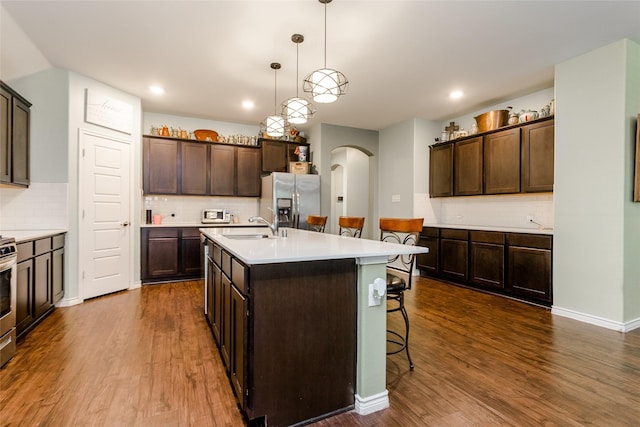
[283,96,313,124]
[303,68,348,104]
[265,115,285,137]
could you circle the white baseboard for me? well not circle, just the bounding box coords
[129,280,141,290]
[55,297,83,307]
[552,306,640,332]
[354,390,389,415]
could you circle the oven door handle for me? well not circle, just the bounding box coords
[0,254,17,271]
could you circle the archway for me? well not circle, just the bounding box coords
[330,147,371,238]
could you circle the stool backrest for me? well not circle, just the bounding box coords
[338,216,365,238]
[379,218,424,289]
[307,215,328,232]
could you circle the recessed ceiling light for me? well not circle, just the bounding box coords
[449,90,464,100]
[242,100,255,110]
[149,85,165,95]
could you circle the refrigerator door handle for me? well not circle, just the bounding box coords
[296,192,301,228]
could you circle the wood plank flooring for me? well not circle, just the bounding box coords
[1,277,640,426]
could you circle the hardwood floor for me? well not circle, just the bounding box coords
[2,277,640,426]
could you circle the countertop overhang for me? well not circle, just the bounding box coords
[423,223,553,235]
[2,229,67,243]
[200,227,428,265]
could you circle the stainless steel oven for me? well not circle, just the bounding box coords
[0,237,17,368]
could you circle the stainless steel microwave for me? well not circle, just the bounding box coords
[202,209,230,224]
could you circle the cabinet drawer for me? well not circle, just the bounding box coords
[420,227,439,238]
[440,228,468,240]
[181,228,201,238]
[53,234,65,250]
[17,242,33,262]
[507,233,552,250]
[147,228,179,239]
[470,231,505,245]
[231,258,247,295]
[222,250,232,277]
[35,237,52,256]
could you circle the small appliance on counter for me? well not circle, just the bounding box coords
[202,208,231,224]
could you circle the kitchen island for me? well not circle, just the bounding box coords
[200,227,427,426]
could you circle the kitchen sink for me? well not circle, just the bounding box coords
[223,234,271,240]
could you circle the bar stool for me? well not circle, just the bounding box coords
[338,216,365,238]
[307,215,328,232]
[379,217,423,370]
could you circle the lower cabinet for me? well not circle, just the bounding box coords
[16,233,65,340]
[141,227,203,283]
[418,226,552,305]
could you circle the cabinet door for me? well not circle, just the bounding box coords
[212,263,222,345]
[0,86,11,183]
[181,141,208,195]
[454,137,483,196]
[261,139,287,173]
[11,96,30,186]
[507,246,552,303]
[236,147,261,196]
[16,259,34,337]
[210,144,235,196]
[143,137,178,194]
[429,143,453,197]
[34,253,52,319]
[484,128,520,194]
[417,231,439,276]
[52,248,64,303]
[440,239,468,281]
[470,242,504,289]
[206,254,214,328]
[230,285,247,407]
[180,229,202,276]
[522,119,554,192]
[220,273,231,370]
[144,229,179,278]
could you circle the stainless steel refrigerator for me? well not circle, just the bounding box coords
[259,172,321,230]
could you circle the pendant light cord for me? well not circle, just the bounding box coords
[273,67,277,114]
[323,0,327,68]
[296,42,300,97]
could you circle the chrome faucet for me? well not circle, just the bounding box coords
[248,215,278,237]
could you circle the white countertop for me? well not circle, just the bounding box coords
[200,227,428,265]
[423,223,553,235]
[2,229,67,243]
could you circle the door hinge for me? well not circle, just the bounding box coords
[82,148,85,157]
[82,271,85,279]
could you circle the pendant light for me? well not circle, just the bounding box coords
[303,0,348,104]
[282,34,315,125]
[263,62,285,138]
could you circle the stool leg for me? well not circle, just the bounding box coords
[400,303,414,370]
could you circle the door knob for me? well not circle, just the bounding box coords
[122,221,130,227]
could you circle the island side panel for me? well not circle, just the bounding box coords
[248,259,357,426]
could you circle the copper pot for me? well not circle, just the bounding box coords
[474,110,509,133]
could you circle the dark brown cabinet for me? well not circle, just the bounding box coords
[429,143,453,197]
[454,137,483,196]
[1,81,31,187]
[522,119,554,192]
[181,141,208,195]
[141,227,206,283]
[430,117,554,198]
[484,128,520,194]
[470,231,505,290]
[15,233,65,340]
[143,137,178,194]
[440,229,469,281]
[417,226,552,305]
[144,136,261,197]
[507,233,552,303]
[416,227,439,274]
[261,138,309,173]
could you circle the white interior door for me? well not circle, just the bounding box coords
[79,131,131,300]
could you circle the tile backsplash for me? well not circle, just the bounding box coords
[143,195,259,224]
[415,193,554,230]
[0,183,68,230]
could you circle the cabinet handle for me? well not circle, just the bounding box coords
[121,221,130,227]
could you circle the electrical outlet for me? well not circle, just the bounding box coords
[527,215,535,222]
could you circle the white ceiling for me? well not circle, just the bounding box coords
[2,1,640,132]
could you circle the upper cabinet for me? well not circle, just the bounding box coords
[1,81,31,187]
[430,117,554,198]
[143,136,261,197]
[261,138,309,174]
